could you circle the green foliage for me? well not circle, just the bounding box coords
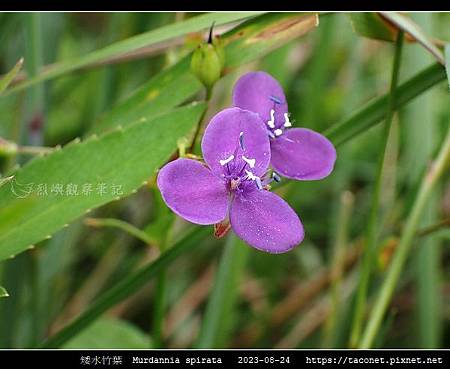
[0,103,205,261]
[0,286,8,298]
[5,12,261,95]
[325,63,446,146]
[445,44,450,89]
[349,12,444,64]
[196,235,249,348]
[348,13,396,41]
[40,227,210,348]
[64,318,151,349]
[0,58,23,95]
[93,13,319,135]
[380,12,444,64]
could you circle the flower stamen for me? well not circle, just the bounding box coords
[283,113,292,127]
[242,155,255,168]
[219,154,234,166]
[267,109,275,129]
[245,170,263,190]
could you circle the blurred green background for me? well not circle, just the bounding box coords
[0,12,449,349]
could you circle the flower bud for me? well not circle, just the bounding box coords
[212,35,225,70]
[190,24,225,92]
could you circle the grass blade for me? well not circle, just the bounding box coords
[325,63,446,146]
[39,226,210,348]
[350,31,405,347]
[380,12,444,65]
[0,103,205,261]
[402,13,441,348]
[196,234,249,348]
[445,44,450,90]
[360,127,450,348]
[93,12,319,135]
[4,13,261,95]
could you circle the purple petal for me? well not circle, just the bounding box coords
[232,71,288,128]
[271,128,336,181]
[230,189,304,253]
[201,107,270,177]
[157,158,228,225]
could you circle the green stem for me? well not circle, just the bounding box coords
[84,217,154,246]
[23,12,44,147]
[359,126,450,348]
[350,31,404,347]
[39,226,209,348]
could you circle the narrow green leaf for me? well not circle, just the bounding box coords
[348,13,396,42]
[5,13,261,95]
[196,234,249,348]
[325,63,446,146]
[0,103,205,261]
[0,286,9,298]
[63,318,151,349]
[380,12,445,65]
[40,226,209,348]
[0,58,24,95]
[94,12,319,134]
[402,13,441,348]
[445,44,450,90]
[351,31,405,347]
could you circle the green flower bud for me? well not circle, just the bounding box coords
[212,35,225,70]
[191,43,222,90]
[190,23,225,92]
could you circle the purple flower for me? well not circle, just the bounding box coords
[157,107,304,253]
[232,71,336,181]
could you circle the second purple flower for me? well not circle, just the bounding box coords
[232,71,337,181]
